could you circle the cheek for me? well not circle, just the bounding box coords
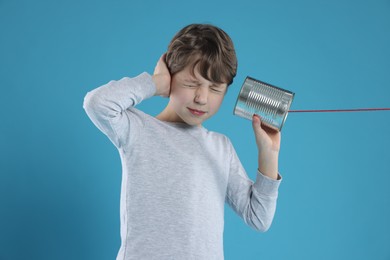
[209,96,224,111]
[170,86,193,105]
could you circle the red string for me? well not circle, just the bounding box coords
[289,108,390,113]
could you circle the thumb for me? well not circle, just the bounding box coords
[252,114,263,133]
[252,114,269,143]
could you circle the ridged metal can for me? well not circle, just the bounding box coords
[233,76,295,131]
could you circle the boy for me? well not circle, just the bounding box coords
[83,23,282,260]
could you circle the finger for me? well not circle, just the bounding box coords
[158,53,167,67]
[159,53,165,62]
[253,114,278,138]
[252,114,270,147]
[154,54,165,74]
[156,54,169,73]
[252,114,264,135]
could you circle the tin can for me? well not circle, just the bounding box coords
[233,76,295,131]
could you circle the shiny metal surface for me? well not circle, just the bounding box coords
[234,77,295,131]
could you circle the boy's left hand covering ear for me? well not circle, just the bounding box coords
[152,53,172,97]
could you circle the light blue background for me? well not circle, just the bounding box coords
[1,0,390,259]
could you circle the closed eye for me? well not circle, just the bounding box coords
[183,84,197,88]
[210,87,225,93]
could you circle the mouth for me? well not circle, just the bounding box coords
[188,107,207,116]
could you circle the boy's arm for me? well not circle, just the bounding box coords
[83,72,156,148]
[83,54,171,148]
[225,116,282,232]
[252,114,281,180]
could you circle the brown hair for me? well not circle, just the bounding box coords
[165,24,237,86]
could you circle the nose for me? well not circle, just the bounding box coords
[194,86,208,105]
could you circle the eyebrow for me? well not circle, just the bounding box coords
[182,80,202,88]
[184,79,201,84]
[210,83,225,88]
[182,77,226,89]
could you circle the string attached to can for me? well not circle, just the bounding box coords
[289,108,390,113]
[233,76,390,131]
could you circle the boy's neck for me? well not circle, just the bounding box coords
[156,105,183,123]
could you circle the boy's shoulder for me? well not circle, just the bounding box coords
[204,128,234,149]
[206,128,229,140]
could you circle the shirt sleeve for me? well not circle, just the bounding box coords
[83,72,156,149]
[224,138,282,232]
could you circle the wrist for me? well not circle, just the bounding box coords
[152,75,161,96]
[258,152,279,180]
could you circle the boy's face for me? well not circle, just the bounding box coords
[167,65,227,127]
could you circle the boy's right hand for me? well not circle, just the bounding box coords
[152,54,171,97]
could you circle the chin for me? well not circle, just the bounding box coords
[183,117,204,126]
[185,120,201,126]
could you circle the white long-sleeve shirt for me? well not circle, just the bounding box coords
[83,72,282,260]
